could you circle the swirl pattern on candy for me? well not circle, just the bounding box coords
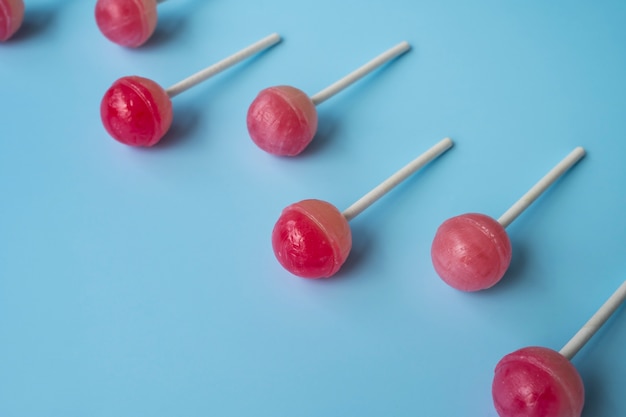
[0,0,24,41]
[272,200,351,278]
[272,138,453,278]
[431,213,511,291]
[248,86,318,156]
[431,147,585,291]
[101,76,173,147]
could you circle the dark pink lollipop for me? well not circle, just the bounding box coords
[95,0,167,48]
[247,41,411,156]
[431,147,585,291]
[272,138,453,278]
[0,0,24,41]
[493,279,626,417]
[100,33,281,147]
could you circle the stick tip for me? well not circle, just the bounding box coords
[568,146,586,164]
[397,40,411,52]
[268,32,282,43]
[441,137,454,149]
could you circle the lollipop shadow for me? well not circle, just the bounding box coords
[579,372,604,417]
[9,6,56,42]
[297,114,341,157]
[331,228,374,281]
[578,306,626,417]
[151,0,215,46]
[155,106,202,149]
[142,14,187,49]
[484,241,529,294]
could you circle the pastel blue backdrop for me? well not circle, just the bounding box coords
[1,1,625,416]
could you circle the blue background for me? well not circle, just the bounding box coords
[1,0,625,416]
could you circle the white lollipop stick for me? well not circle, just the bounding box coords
[342,138,453,221]
[559,280,626,360]
[497,147,585,228]
[165,33,282,97]
[310,41,411,105]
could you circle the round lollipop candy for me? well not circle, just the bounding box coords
[101,33,281,147]
[0,0,24,41]
[492,279,626,417]
[431,147,585,291]
[247,41,411,156]
[272,137,453,278]
[95,0,168,47]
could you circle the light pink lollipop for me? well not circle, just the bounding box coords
[431,147,585,291]
[95,0,168,47]
[247,41,411,156]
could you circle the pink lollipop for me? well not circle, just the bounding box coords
[247,41,411,156]
[431,147,585,291]
[0,0,24,41]
[101,33,281,147]
[493,279,626,417]
[272,138,453,278]
[95,0,168,47]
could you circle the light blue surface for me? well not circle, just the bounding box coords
[1,0,625,416]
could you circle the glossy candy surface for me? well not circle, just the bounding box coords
[101,76,173,147]
[247,86,318,156]
[95,0,158,47]
[272,199,351,278]
[492,346,584,417]
[0,0,24,41]
[431,213,512,291]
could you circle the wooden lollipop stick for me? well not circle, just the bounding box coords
[342,138,453,221]
[165,33,281,97]
[309,41,411,106]
[559,280,626,360]
[497,147,585,228]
